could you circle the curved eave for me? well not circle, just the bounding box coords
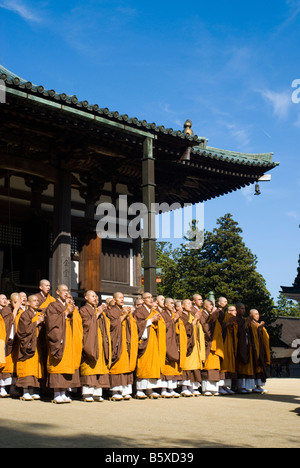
[192,145,278,169]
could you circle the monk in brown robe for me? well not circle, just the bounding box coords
[45,284,83,404]
[0,294,8,311]
[35,279,56,309]
[179,299,205,396]
[80,290,111,402]
[16,295,45,400]
[244,309,271,394]
[191,294,203,318]
[160,297,187,398]
[0,293,22,397]
[106,292,138,401]
[0,316,5,367]
[200,299,224,395]
[234,303,253,393]
[220,305,238,394]
[134,292,166,399]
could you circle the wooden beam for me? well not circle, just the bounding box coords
[0,153,59,183]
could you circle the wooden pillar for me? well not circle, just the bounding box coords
[52,171,71,293]
[142,137,157,296]
[79,235,101,294]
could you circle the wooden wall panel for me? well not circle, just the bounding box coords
[79,235,101,292]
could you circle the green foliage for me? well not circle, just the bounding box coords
[157,213,275,323]
[274,292,300,317]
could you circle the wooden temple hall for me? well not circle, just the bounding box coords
[0,65,278,301]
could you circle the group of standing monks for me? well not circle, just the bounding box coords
[0,280,270,403]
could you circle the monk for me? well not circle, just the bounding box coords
[106,292,138,401]
[16,295,45,401]
[220,305,238,394]
[45,284,83,404]
[180,299,205,397]
[35,279,56,309]
[0,296,8,365]
[80,290,111,402]
[134,297,144,312]
[0,313,5,368]
[247,309,270,393]
[191,294,203,318]
[153,295,165,314]
[160,297,187,398]
[19,292,28,312]
[200,299,224,396]
[134,292,166,399]
[0,294,8,311]
[0,293,23,397]
[235,303,253,393]
[67,292,83,393]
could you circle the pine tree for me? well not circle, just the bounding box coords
[158,214,275,322]
[275,293,300,317]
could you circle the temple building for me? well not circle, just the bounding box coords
[0,65,278,300]
[281,254,300,304]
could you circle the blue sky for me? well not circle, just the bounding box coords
[0,0,300,302]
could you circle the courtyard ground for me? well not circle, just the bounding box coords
[0,378,299,449]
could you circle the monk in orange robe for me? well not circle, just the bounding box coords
[191,294,203,318]
[244,309,270,394]
[0,293,23,397]
[45,284,83,404]
[80,290,111,402]
[159,297,187,398]
[179,299,205,397]
[35,279,56,309]
[0,314,5,366]
[200,299,224,396]
[0,294,8,311]
[134,292,166,399]
[16,295,45,400]
[220,305,238,394]
[106,292,138,401]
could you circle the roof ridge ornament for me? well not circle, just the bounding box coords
[183,119,193,135]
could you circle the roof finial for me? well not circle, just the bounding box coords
[183,119,193,135]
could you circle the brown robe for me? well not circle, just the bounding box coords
[235,315,251,381]
[105,305,138,388]
[16,308,44,388]
[79,304,110,388]
[191,305,202,318]
[45,300,81,389]
[180,311,202,383]
[200,310,224,382]
[35,292,56,309]
[160,310,183,381]
[134,305,166,381]
[0,305,19,380]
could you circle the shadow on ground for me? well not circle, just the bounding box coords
[0,418,248,448]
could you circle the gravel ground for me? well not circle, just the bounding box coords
[0,378,299,448]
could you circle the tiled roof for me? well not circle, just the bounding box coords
[0,64,205,144]
[193,146,277,168]
[0,64,278,169]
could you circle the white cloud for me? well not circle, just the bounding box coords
[218,121,252,150]
[0,0,41,22]
[286,211,300,220]
[258,89,292,119]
